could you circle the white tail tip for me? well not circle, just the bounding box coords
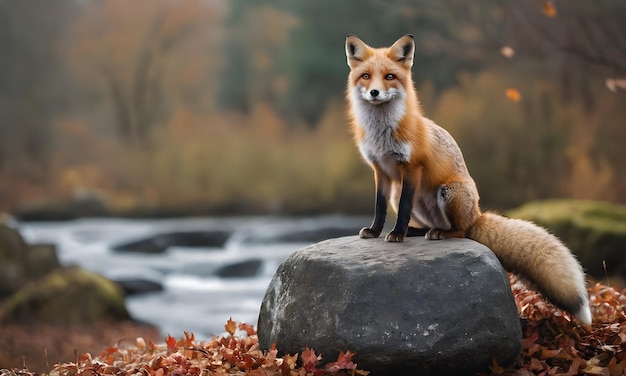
[574,305,592,326]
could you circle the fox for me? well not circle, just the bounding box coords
[345,34,592,326]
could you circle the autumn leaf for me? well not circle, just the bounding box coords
[27,285,626,376]
[225,317,237,335]
[301,346,322,373]
[99,346,118,365]
[542,2,557,18]
[238,322,256,336]
[280,353,298,375]
[148,339,157,353]
[505,88,522,102]
[488,358,505,375]
[135,337,146,350]
[165,334,177,352]
[324,350,358,372]
[183,331,195,347]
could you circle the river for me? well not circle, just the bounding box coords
[17,216,367,339]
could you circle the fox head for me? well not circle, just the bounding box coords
[345,34,415,105]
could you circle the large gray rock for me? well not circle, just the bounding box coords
[258,236,522,375]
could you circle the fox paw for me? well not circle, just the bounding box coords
[385,231,405,242]
[359,227,381,238]
[425,229,445,240]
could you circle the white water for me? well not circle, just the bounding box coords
[17,216,366,339]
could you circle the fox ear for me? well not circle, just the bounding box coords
[345,34,370,69]
[389,34,415,68]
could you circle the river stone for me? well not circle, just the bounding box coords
[0,224,30,296]
[257,236,522,375]
[0,225,61,296]
[3,266,130,325]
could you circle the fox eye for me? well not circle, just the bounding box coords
[361,73,370,79]
[385,74,395,80]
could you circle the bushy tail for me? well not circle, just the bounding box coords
[468,211,591,325]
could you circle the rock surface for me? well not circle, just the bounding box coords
[215,259,263,278]
[112,230,232,253]
[258,236,522,375]
[0,224,60,296]
[3,266,131,325]
[114,278,164,295]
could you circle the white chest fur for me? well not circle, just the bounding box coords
[352,86,412,165]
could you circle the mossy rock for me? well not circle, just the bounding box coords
[0,225,30,296]
[3,266,130,325]
[507,199,626,280]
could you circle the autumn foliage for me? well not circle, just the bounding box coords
[3,277,626,376]
[1,1,625,217]
[19,318,369,376]
[487,276,626,375]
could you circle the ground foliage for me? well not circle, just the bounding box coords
[486,275,626,376]
[3,276,626,376]
[1,319,369,376]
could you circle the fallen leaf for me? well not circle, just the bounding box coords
[280,352,298,375]
[324,350,358,372]
[238,322,256,336]
[183,331,195,347]
[506,88,522,102]
[301,346,322,373]
[488,358,505,375]
[136,337,146,350]
[165,334,177,352]
[225,317,237,336]
[542,2,557,17]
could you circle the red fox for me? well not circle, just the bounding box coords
[345,34,592,326]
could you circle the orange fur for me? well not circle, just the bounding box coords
[345,34,591,325]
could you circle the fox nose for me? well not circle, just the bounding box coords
[370,89,379,98]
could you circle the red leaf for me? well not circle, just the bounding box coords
[301,346,322,373]
[280,353,298,376]
[99,346,117,357]
[99,346,118,365]
[184,331,195,347]
[148,339,157,352]
[165,334,177,352]
[238,322,256,336]
[324,351,358,372]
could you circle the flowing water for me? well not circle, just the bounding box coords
[18,216,367,339]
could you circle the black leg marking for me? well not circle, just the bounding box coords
[386,179,415,242]
[359,186,387,238]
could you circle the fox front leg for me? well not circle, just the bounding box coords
[359,185,387,238]
[359,170,390,239]
[385,178,415,242]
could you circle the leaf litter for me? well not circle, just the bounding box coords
[1,317,368,376]
[3,275,626,376]
[481,275,626,376]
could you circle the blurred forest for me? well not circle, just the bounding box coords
[0,0,624,218]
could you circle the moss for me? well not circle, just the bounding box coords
[3,266,130,325]
[507,199,626,280]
